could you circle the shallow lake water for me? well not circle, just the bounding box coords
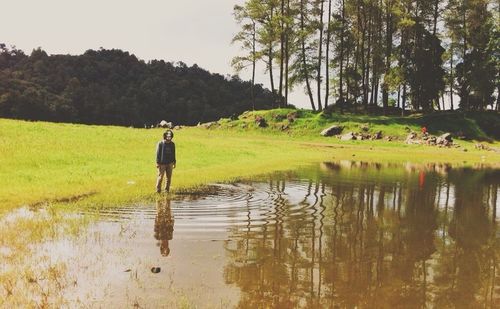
[3,161,500,308]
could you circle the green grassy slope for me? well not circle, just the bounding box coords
[1,111,498,212]
[216,108,500,141]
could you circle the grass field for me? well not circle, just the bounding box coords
[1,110,499,213]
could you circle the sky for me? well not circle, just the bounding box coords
[0,0,311,108]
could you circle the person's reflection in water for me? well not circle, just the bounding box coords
[154,197,174,257]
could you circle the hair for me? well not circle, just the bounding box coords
[163,130,174,139]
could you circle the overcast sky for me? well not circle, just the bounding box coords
[0,0,310,108]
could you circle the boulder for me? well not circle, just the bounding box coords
[372,131,382,140]
[255,116,268,128]
[358,133,370,140]
[159,120,173,128]
[202,121,217,129]
[405,132,418,144]
[341,132,357,141]
[320,125,344,137]
[436,133,453,146]
[287,111,298,122]
[425,136,437,145]
[439,133,452,141]
[151,267,161,273]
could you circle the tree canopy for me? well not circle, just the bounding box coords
[232,0,499,113]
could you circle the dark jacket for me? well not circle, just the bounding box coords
[156,141,176,164]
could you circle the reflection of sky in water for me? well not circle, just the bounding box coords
[3,162,499,308]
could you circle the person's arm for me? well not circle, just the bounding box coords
[156,142,161,167]
[172,143,176,168]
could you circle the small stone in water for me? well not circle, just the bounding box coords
[151,267,161,273]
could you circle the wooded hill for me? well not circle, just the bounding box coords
[0,46,277,126]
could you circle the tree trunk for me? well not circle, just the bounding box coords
[382,0,393,112]
[372,1,382,107]
[317,0,325,111]
[252,21,256,110]
[325,0,332,108]
[402,83,407,116]
[365,8,372,106]
[269,7,276,101]
[493,184,497,221]
[300,0,316,111]
[360,9,367,105]
[284,0,290,107]
[324,0,332,108]
[496,85,500,111]
[450,51,454,110]
[346,44,351,102]
[397,85,401,108]
[370,74,375,105]
[432,0,439,36]
[339,0,345,103]
[462,1,468,110]
[279,0,285,108]
[269,47,276,102]
[354,1,361,103]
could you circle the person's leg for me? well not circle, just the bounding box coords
[165,163,174,192]
[156,164,167,192]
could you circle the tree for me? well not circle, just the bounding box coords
[290,0,317,110]
[455,0,496,110]
[315,0,325,111]
[232,3,260,110]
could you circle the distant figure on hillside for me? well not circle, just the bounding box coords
[154,197,174,257]
[156,130,176,193]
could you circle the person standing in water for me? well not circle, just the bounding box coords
[156,130,176,193]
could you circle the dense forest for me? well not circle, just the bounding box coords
[232,0,499,113]
[0,45,277,126]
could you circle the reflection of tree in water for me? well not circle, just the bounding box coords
[434,169,499,308]
[154,197,174,257]
[223,163,499,308]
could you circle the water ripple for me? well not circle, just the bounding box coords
[81,181,319,234]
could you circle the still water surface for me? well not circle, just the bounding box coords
[25,162,500,307]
